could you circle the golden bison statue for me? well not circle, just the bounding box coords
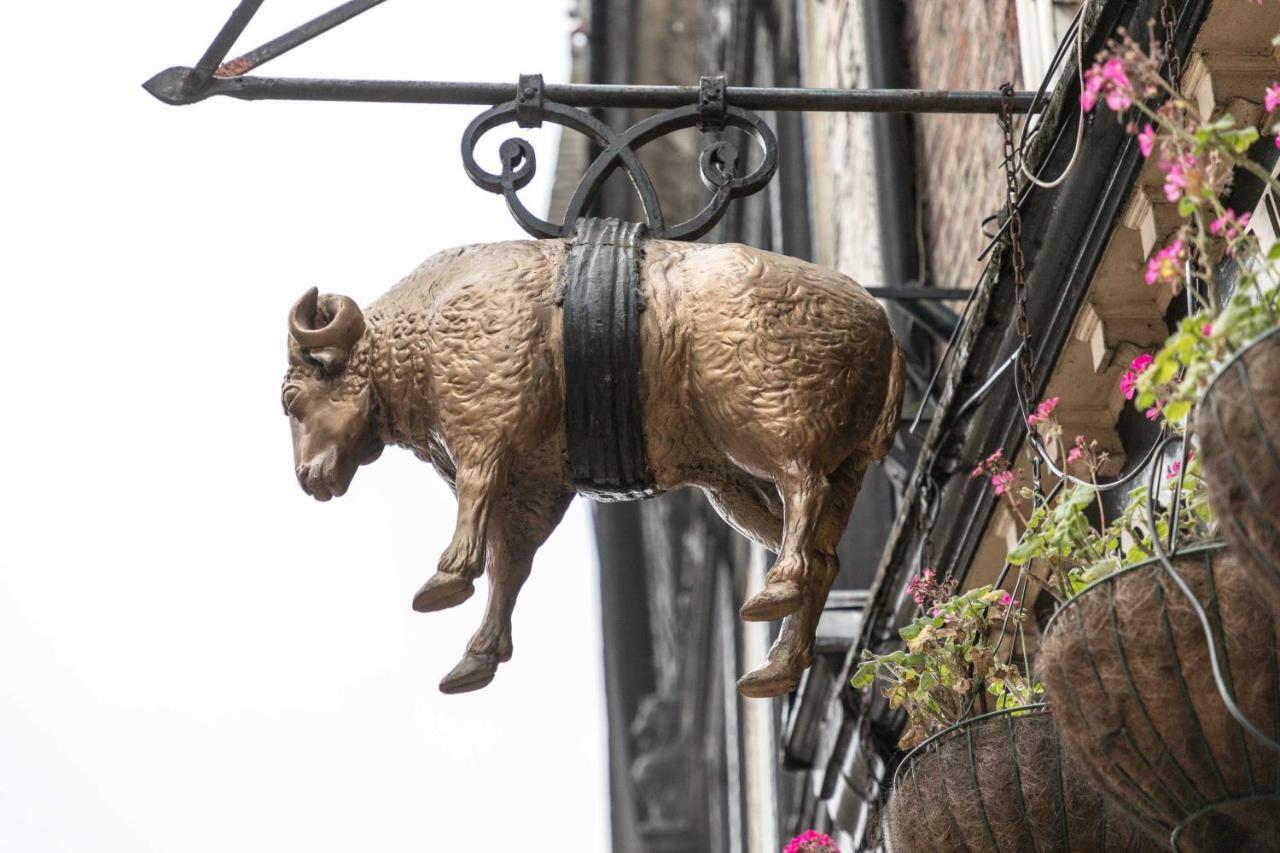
[282,235,902,697]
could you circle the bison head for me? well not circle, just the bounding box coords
[282,287,384,501]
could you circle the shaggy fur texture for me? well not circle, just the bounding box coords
[883,708,1155,852]
[1196,333,1280,612]
[1038,548,1280,851]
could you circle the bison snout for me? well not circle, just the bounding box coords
[296,451,346,502]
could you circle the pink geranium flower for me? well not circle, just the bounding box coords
[907,568,936,605]
[998,592,1020,608]
[1081,59,1134,112]
[970,449,1006,479]
[1137,124,1156,158]
[1266,81,1280,114]
[1145,239,1185,288]
[1209,209,1251,241]
[1067,445,1083,465]
[1120,353,1154,400]
[1163,168,1183,202]
[1161,154,1202,204]
[785,830,841,853]
[1027,397,1060,427]
[1080,66,1104,111]
[1101,59,1133,110]
[991,471,1015,496]
[1163,161,1187,202]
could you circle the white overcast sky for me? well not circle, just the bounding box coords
[1,3,609,851]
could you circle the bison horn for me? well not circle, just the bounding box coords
[288,287,365,372]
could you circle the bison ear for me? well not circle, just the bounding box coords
[288,287,365,374]
[307,347,346,372]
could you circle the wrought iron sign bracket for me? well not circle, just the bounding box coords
[143,0,1042,259]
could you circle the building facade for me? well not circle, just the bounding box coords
[553,0,1280,850]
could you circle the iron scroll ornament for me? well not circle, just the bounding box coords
[460,76,779,241]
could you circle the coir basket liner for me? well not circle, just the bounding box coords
[883,705,1153,852]
[1038,544,1280,851]
[1196,326,1280,611]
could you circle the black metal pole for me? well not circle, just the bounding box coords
[144,70,1042,114]
[214,0,388,77]
[864,287,971,301]
[187,0,266,91]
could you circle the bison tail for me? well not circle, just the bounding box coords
[869,339,905,461]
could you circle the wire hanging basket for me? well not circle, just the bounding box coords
[1195,325,1280,613]
[1038,543,1280,851]
[883,704,1156,852]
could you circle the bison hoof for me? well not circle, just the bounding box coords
[736,660,801,698]
[412,572,476,613]
[739,579,803,622]
[439,653,498,694]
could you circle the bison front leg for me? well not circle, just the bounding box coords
[413,453,507,613]
[439,486,573,694]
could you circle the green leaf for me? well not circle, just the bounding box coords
[1228,126,1260,153]
[1007,534,1043,565]
[1063,483,1097,511]
[851,662,876,689]
[1164,399,1191,423]
[1081,558,1119,583]
[1155,356,1182,385]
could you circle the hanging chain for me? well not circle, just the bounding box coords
[1160,0,1205,312]
[1160,0,1181,91]
[999,83,1032,407]
[917,472,936,575]
[1000,82,1044,495]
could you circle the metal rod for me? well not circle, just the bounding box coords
[865,287,972,300]
[144,71,1043,113]
[215,0,388,78]
[189,0,266,89]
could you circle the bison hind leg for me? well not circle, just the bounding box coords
[700,470,783,552]
[739,464,830,622]
[439,651,499,694]
[738,455,868,697]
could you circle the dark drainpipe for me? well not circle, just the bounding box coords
[862,1,955,346]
